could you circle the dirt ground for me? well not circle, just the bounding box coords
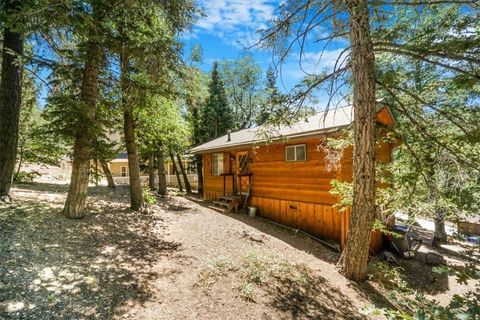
[0,182,478,319]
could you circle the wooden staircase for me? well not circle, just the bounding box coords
[211,196,241,214]
[211,152,253,213]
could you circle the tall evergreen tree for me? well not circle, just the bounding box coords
[257,66,284,125]
[109,0,196,211]
[258,0,477,281]
[0,0,24,201]
[62,2,105,219]
[220,54,262,129]
[200,62,233,140]
[183,44,208,195]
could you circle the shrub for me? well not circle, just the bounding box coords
[13,171,40,183]
[197,256,234,288]
[365,250,480,320]
[142,187,157,205]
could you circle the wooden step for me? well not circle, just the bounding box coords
[213,201,231,208]
[208,205,225,213]
[218,196,240,202]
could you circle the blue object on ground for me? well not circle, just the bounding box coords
[467,236,479,243]
[392,224,409,233]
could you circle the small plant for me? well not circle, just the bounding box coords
[238,250,309,302]
[239,282,256,302]
[13,171,40,183]
[367,260,408,291]
[197,256,234,288]
[142,187,157,205]
[365,252,480,320]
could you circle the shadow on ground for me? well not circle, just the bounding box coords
[189,197,340,265]
[265,265,364,319]
[0,183,182,319]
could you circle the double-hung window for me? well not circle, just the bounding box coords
[212,153,224,175]
[121,166,127,177]
[285,144,306,162]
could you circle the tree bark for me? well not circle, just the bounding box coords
[156,143,167,196]
[176,153,191,194]
[190,99,203,196]
[423,153,447,245]
[169,152,183,192]
[433,209,448,245]
[100,160,115,189]
[338,0,377,281]
[124,106,144,210]
[120,39,144,211]
[0,0,24,201]
[94,159,100,187]
[196,154,204,196]
[15,144,24,178]
[63,17,102,218]
[148,154,157,191]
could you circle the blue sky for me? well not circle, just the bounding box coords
[37,0,348,108]
[182,0,349,105]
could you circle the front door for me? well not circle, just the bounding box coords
[236,151,251,196]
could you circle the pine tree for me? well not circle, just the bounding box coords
[258,0,477,281]
[257,66,282,125]
[200,62,233,139]
[0,0,24,201]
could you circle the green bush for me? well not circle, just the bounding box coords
[365,252,480,320]
[13,171,40,183]
[142,187,157,205]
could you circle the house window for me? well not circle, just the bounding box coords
[121,166,127,177]
[212,153,224,176]
[285,144,306,162]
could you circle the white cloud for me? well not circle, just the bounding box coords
[281,48,350,81]
[195,0,275,47]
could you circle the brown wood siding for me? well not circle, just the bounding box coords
[202,134,392,252]
[203,152,235,199]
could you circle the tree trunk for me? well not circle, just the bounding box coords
[190,100,203,196]
[94,159,99,186]
[0,0,24,201]
[157,144,167,196]
[433,209,448,245]
[196,154,204,196]
[148,154,156,191]
[15,144,24,178]
[176,153,191,194]
[120,40,144,211]
[63,19,102,218]
[424,154,447,245]
[338,0,377,281]
[100,160,115,189]
[169,152,183,192]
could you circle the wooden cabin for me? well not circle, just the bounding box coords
[190,104,396,252]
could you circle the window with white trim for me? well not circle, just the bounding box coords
[212,153,224,175]
[121,166,127,177]
[285,144,306,162]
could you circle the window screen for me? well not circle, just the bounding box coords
[285,144,306,162]
[212,153,224,175]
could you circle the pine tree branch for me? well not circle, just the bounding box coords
[374,42,480,65]
[378,81,473,136]
[375,47,480,79]
[372,0,478,6]
[381,85,480,170]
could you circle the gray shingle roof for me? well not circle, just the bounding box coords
[116,152,128,159]
[190,105,355,154]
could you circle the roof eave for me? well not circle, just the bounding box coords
[189,125,347,154]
